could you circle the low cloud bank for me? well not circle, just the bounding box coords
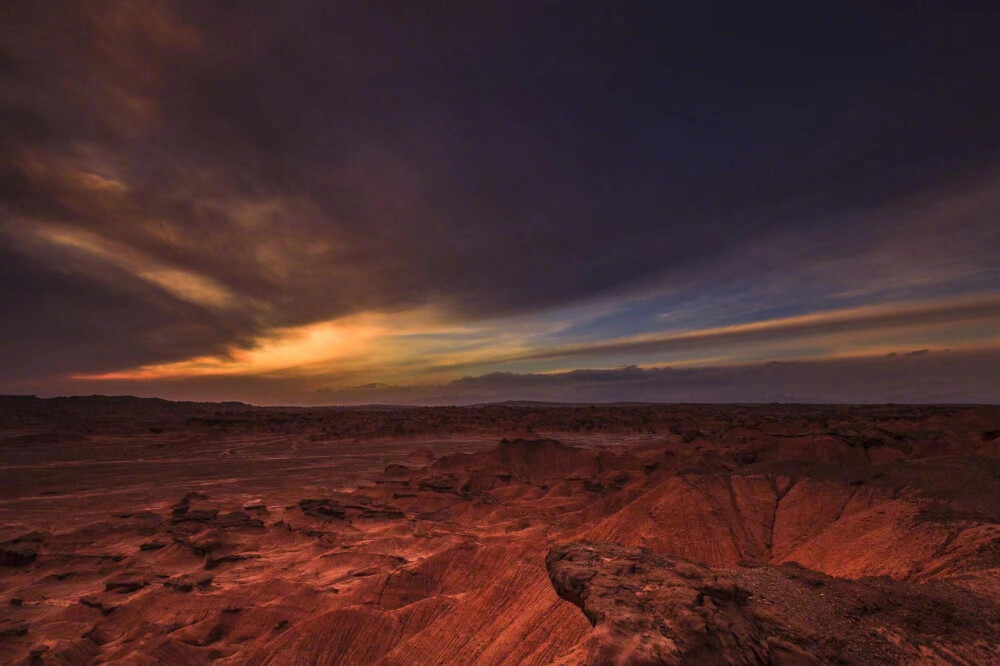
[313,348,1000,405]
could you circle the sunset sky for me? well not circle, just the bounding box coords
[2,2,999,404]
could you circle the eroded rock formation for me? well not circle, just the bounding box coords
[546,542,1000,664]
[1,400,999,663]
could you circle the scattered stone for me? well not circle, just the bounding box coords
[0,621,29,637]
[79,596,118,616]
[105,579,149,594]
[1,546,37,567]
[681,429,704,443]
[216,511,264,529]
[28,644,49,664]
[299,499,346,520]
[204,554,257,570]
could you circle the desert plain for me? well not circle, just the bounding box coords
[2,396,1000,664]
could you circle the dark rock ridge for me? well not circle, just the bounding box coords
[546,542,1000,665]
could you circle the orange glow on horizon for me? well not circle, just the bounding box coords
[72,292,1000,388]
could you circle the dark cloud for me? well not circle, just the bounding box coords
[306,350,1000,406]
[2,2,1000,394]
[0,242,261,380]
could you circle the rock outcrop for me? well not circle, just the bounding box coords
[547,542,1000,665]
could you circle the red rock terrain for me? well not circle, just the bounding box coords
[1,397,1000,664]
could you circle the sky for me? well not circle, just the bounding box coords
[2,2,999,405]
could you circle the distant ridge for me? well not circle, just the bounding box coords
[470,400,665,408]
[0,394,989,412]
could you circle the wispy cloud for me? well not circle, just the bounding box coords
[17,223,238,310]
[424,292,1000,370]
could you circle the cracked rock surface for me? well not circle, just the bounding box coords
[546,541,1000,665]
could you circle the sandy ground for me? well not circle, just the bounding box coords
[1,398,999,664]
